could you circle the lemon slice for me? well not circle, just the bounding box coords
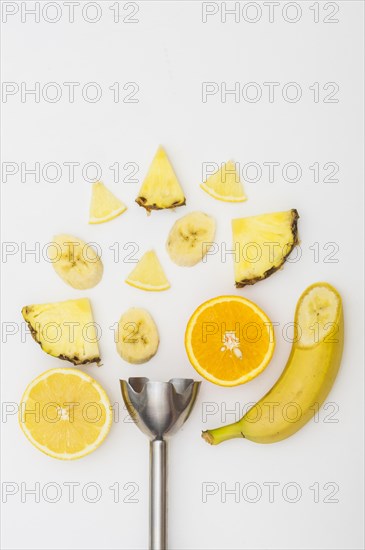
[200,161,247,202]
[19,368,112,460]
[89,181,127,224]
[125,250,170,291]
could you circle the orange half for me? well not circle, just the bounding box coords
[185,296,275,386]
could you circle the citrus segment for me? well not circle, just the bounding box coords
[125,250,170,291]
[89,181,127,224]
[200,161,247,202]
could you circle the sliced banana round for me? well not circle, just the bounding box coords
[50,234,103,290]
[166,211,216,267]
[116,308,159,364]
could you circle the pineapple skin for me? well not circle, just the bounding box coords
[22,299,101,366]
[233,209,299,288]
[135,195,186,212]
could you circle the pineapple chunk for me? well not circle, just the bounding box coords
[232,209,299,287]
[22,298,100,365]
[136,146,186,212]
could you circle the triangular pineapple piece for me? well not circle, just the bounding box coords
[21,298,100,365]
[136,146,186,212]
[125,250,170,291]
[200,161,247,202]
[232,209,299,287]
[89,182,127,224]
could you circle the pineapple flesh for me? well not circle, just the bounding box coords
[22,298,100,365]
[232,209,299,287]
[136,146,186,212]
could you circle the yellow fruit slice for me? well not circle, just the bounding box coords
[200,161,247,202]
[116,308,159,364]
[185,295,275,387]
[125,250,170,291]
[136,146,186,212]
[89,181,127,224]
[232,209,299,287]
[21,298,100,365]
[51,234,103,289]
[19,368,112,460]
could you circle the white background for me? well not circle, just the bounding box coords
[1,1,364,549]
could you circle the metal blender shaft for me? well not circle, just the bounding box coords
[150,439,167,550]
[120,378,201,550]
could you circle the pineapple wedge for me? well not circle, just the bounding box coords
[22,298,100,365]
[125,250,170,291]
[232,209,299,287]
[136,146,186,212]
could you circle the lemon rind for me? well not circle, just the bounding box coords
[89,205,127,224]
[125,278,170,292]
[200,182,247,203]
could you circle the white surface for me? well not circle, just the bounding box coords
[1,2,364,549]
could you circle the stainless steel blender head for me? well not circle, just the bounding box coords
[120,377,201,550]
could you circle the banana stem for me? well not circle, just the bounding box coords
[202,421,244,445]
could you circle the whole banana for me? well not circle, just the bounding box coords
[202,282,344,445]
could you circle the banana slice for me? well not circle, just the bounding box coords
[50,234,103,290]
[166,211,216,267]
[116,308,159,364]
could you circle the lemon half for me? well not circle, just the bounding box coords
[19,368,112,460]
